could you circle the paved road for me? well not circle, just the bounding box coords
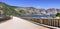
[0,16,49,29]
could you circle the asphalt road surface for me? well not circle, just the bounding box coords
[0,16,49,29]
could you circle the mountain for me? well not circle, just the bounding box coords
[0,2,20,16]
[15,7,41,14]
[0,2,60,16]
[47,8,57,14]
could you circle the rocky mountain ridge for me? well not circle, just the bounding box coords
[0,2,60,16]
[15,7,60,15]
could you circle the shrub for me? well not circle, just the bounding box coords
[56,13,60,17]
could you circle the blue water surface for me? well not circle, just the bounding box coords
[22,14,56,18]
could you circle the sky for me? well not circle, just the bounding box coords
[0,0,60,9]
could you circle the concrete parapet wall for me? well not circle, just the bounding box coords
[23,18,60,29]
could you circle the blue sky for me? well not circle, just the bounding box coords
[0,0,60,9]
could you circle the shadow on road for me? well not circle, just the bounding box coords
[0,15,11,23]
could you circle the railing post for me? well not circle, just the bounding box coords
[58,19,60,27]
[40,19,43,24]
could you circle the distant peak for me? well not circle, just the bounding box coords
[0,2,6,8]
[0,2,5,4]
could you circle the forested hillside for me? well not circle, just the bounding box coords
[0,2,22,16]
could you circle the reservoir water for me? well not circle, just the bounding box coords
[21,14,56,18]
